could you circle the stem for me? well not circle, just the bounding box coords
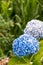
[22,56,28,63]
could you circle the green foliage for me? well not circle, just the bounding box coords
[0,0,43,64]
[0,0,13,20]
[0,49,4,57]
[0,14,14,56]
[12,0,43,23]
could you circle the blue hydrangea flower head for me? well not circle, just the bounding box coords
[24,20,43,38]
[12,34,39,57]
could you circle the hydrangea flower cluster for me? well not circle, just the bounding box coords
[24,20,43,38]
[12,34,39,57]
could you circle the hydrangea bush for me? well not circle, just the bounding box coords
[24,20,43,38]
[12,34,39,57]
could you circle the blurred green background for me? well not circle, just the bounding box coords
[0,0,43,65]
